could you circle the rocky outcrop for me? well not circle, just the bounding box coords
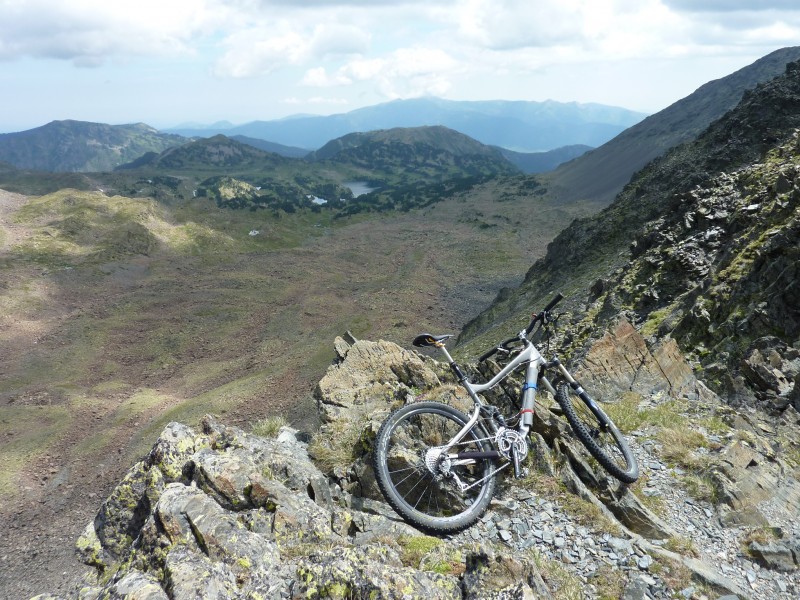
[39,411,554,600]
[572,318,699,401]
[32,335,800,599]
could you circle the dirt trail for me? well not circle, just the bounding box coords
[0,190,29,250]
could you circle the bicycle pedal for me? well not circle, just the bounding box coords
[515,468,529,479]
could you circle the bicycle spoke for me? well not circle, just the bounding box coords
[374,402,497,530]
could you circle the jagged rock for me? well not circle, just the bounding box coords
[792,377,800,412]
[743,347,793,397]
[146,422,200,482]
[749,535,800,571]
[294,545,461,599]
[622,574,651,600]
[86,459,165,567]
[61,412,560,600]
[598,485,677,540]
[98,570,169,600]
[247,472,343,546]
[311,337,452,498]
[314,337,441,423]
[460,548,551,600]
[162,546,242,600]
[191,447,260,510]
[155,483,284,593]
[573,318,697,401]
[713,439,800,527]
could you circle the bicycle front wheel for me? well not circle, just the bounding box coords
[372,401,497,533]
[555,383,639,483]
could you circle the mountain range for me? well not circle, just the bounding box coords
[0,121,185,173]
[0,99,629,174]
[544,45,800,206]
[166,97,648,152]
[4,45,800,599]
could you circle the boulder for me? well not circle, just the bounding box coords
[748,534,800,571]
[573,318,697,401]
[65,414,554,600]
[294,545,461,600]
[314,337,441,423]
[460,548,551,600]
[713,439,800,526]
[80,459,165,569]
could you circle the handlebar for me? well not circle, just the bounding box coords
[477,293,563,362]
[477,336,519,362]
[525,292,563,335]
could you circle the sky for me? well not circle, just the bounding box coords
[1,0,799,133]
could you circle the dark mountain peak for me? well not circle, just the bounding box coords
[547,45,800,206]
[126,134,280,171]
[230,135,309,159]
[305,125,518,190]
[309,125,508,162]
[0,119,187,172]
[540,56,800,284]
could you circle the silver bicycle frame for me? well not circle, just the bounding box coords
[436,338,546,452]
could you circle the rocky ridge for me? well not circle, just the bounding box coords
[31,328,800,599]
[459,59,800,380]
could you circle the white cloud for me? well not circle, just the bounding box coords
[213,27,309,77]
[3,0,800,128]
[309,23,371,57]
[302,66,353,87]
[0,0,226,63]
[341,58,387,81]
[455,0,587,50]
[302,47,457,100]
[212,20,372,78]
[663,0,800,12]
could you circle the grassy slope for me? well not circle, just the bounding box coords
[0,179,595,501]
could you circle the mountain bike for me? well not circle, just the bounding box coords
[372,293,639,533]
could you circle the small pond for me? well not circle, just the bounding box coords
[343,181,379,197]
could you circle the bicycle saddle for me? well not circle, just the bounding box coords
[412,333,453,347]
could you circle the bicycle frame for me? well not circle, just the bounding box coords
[433,335,593,461]
[435,338,543,452]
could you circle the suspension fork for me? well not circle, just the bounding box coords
[544,359,609,427]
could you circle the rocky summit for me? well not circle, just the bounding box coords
[30,330,800,600]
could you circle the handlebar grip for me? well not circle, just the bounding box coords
[542,292,564,313]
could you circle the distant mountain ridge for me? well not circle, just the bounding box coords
[166,97,647,152]
[230,135,309,159]
[117,134,289,171]
[0,120,187,172]
[498,145,592,174]
[546,46,800,206]
[307,125,519,187]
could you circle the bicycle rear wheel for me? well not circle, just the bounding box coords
[372,401,497,533]
[555,383,639,483]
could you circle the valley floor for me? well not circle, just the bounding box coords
[0,184,587,598]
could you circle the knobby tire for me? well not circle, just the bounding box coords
[555,383,639,483]
[372,401,497,533]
